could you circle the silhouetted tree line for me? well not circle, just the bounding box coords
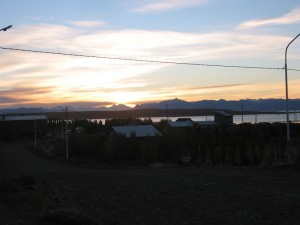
[47,119,103,135]
[47,118,300,165]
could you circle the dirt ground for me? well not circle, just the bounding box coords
[0,141,300,225]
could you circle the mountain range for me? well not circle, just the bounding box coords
[1,98,300,114]
[134,98,300,112]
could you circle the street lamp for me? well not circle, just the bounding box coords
[285,32,300,146]
[0,25,12,32]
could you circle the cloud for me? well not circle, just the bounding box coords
[183,83,251,90]
[0,22,298,108]
[140,81,289,102]
[132,0,208,13]
[59,101,115,109]
[0,96,30,104]
[68,20,107,28]
[0,86,59,107]
[0,86,58,107]
[238,8,300,29]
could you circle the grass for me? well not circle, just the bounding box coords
[0,174,39,209]
[1,142,300,225]
[41,208,99,225]
[0,178,18,193]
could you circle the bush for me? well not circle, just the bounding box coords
[69,134,106,159]
[109,135,142,162]
[57,121,300,166]
[18,174,36,186]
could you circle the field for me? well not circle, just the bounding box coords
[1,141,300,225]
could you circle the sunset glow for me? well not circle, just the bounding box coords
[0,0,300,109]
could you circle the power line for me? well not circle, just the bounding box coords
[0,46,299,71]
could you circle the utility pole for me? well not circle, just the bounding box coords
[65,106,69,161]
[166,103,169,121]
[241,103,244,123]
[59,106,64,142]
[34,119,37,150]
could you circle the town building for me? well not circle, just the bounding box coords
[214,111,233,125]
[0,114,47,138]
[111,125,162,138]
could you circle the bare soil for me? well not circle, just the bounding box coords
[0,141,300,225]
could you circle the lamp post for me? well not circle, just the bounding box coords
[0,25,12,32]
[1,25,12,113]
[285,33,300,146]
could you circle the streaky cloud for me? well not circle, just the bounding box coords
[68,20,107,28]
[238,8,300,29]
[180,83,253,91]
[0,96,30,104]
[132,0,208,13]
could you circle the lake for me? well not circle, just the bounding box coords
[151,113,299,124]
[95,112,299,124]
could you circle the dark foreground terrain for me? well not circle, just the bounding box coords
[0,141,300,225]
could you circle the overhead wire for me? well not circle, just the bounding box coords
[0,46,299,71]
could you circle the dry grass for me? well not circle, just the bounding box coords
[1,142,300,225]
[41,208,99,225]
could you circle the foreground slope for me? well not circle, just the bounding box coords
[0,141,300,225]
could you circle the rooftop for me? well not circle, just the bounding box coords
[214,111,232,117]
[0,115,47,121]
[168,120,194,128]
[112,125,162,138]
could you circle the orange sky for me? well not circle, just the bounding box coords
[0,1,300,109]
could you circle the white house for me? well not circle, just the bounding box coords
[111,125,162,138]
[168,120,194,128]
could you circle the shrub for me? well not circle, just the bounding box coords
[18,174,36,186]
[69,134,106,159]
[109,135,142,162]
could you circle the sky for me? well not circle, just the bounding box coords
[0,0,300,109]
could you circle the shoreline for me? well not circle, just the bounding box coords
[44,108,296,120]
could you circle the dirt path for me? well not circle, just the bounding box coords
[0,142,65,177]
[1,141,300,225]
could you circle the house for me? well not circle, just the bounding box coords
[0,114,47,121]
[108,125,162,161]
[168,120,194,128]
[175,118,194,123]
[195,121,218,128]
[111,125,162,138]
[0,114,47,138]
[168,118,194,128]
[167,118,194,134]
[214,111,233,125]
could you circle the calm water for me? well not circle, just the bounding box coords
[152,113,299,124]
[95,112,299,124]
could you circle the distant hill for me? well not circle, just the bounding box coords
[0,104,132,114]
[98,104,132,111]
[1,98,300,114]
[0,107,48,114]
[135,98,300,112]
